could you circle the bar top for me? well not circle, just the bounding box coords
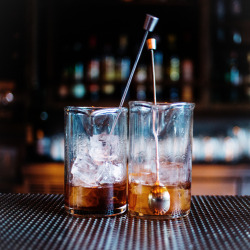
[0,194,249,250]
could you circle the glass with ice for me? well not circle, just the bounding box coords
[128,101,195,219]
[64,106,128,217]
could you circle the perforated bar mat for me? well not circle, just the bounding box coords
[0,194,249,250]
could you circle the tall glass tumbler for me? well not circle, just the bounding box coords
[128,101,195,219]
[64,106,128,217]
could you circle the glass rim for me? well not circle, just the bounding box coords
[128,101,195,109]
[64,106,128,114]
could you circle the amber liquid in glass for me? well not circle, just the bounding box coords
[65,181,127,217]
[128,173,191,219]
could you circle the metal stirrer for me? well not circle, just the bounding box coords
[110,14,159,135]
[147,38,170,215]
[147,38,157,105]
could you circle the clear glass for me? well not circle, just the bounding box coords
[128,101,195,219]
[64,106,128,217]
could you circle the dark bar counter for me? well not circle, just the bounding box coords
[0,194,249,250]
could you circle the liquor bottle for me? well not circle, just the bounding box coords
[57,43,71,100]
[225,51,242,102]
[244,52,250,101]
[58,66,69,99]
[101,39,116,98]
[134,60,148,101]
[216,0,225,20]
[231,0,242,15]
[169,49,180,82]
[166,34,180,102]
[155,51,164,83]
[115,34,131,82]
[228,53,240,86]
[86,35,100,102]
[181,59,194,102]
[87,35,100,81]
[72,62,86,99]
[71,41,87,100]
[181,31,194,102]
[115,34,131,100]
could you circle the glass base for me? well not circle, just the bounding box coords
[65,204,127,218]
[128,209,190,220]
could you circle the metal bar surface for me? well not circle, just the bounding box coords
[0,194,249,250]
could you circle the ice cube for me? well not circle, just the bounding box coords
[159,162,186,185]
[71,153,99,186]
[71,132,124,187]
[71,153,125,187]
[71,156,125,186]
[89,133,120,162]
[129,172,156,185]
[97,161,124,184]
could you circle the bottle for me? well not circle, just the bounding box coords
[115,34,131,100]
[166,34,180,82]
[71,41,87,100]
[231,0,242,15]
[216,0,226,20]
[134,62,148,101]
[166,34,180,102]
[181,31,194,102]
[225,51,242,102]
[72,62,86,99]
[169,55,180,83]
[58,66,69,99]
[244,52,250,101]
[101,39,116,98]
[86,35,100,102]
[116,34,131,82]
[181,59,194,102]
[87,35,100,81]
[58,44,71,100]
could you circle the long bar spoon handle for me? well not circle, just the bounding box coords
[147,38,157,105]
[110,14,159,135]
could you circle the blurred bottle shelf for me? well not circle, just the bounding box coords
[31,0,250,107]
[1,0,250,113]
[1,0,250,194]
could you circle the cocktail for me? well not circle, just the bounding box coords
[64,106,128,217]
[128,101,194,219]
